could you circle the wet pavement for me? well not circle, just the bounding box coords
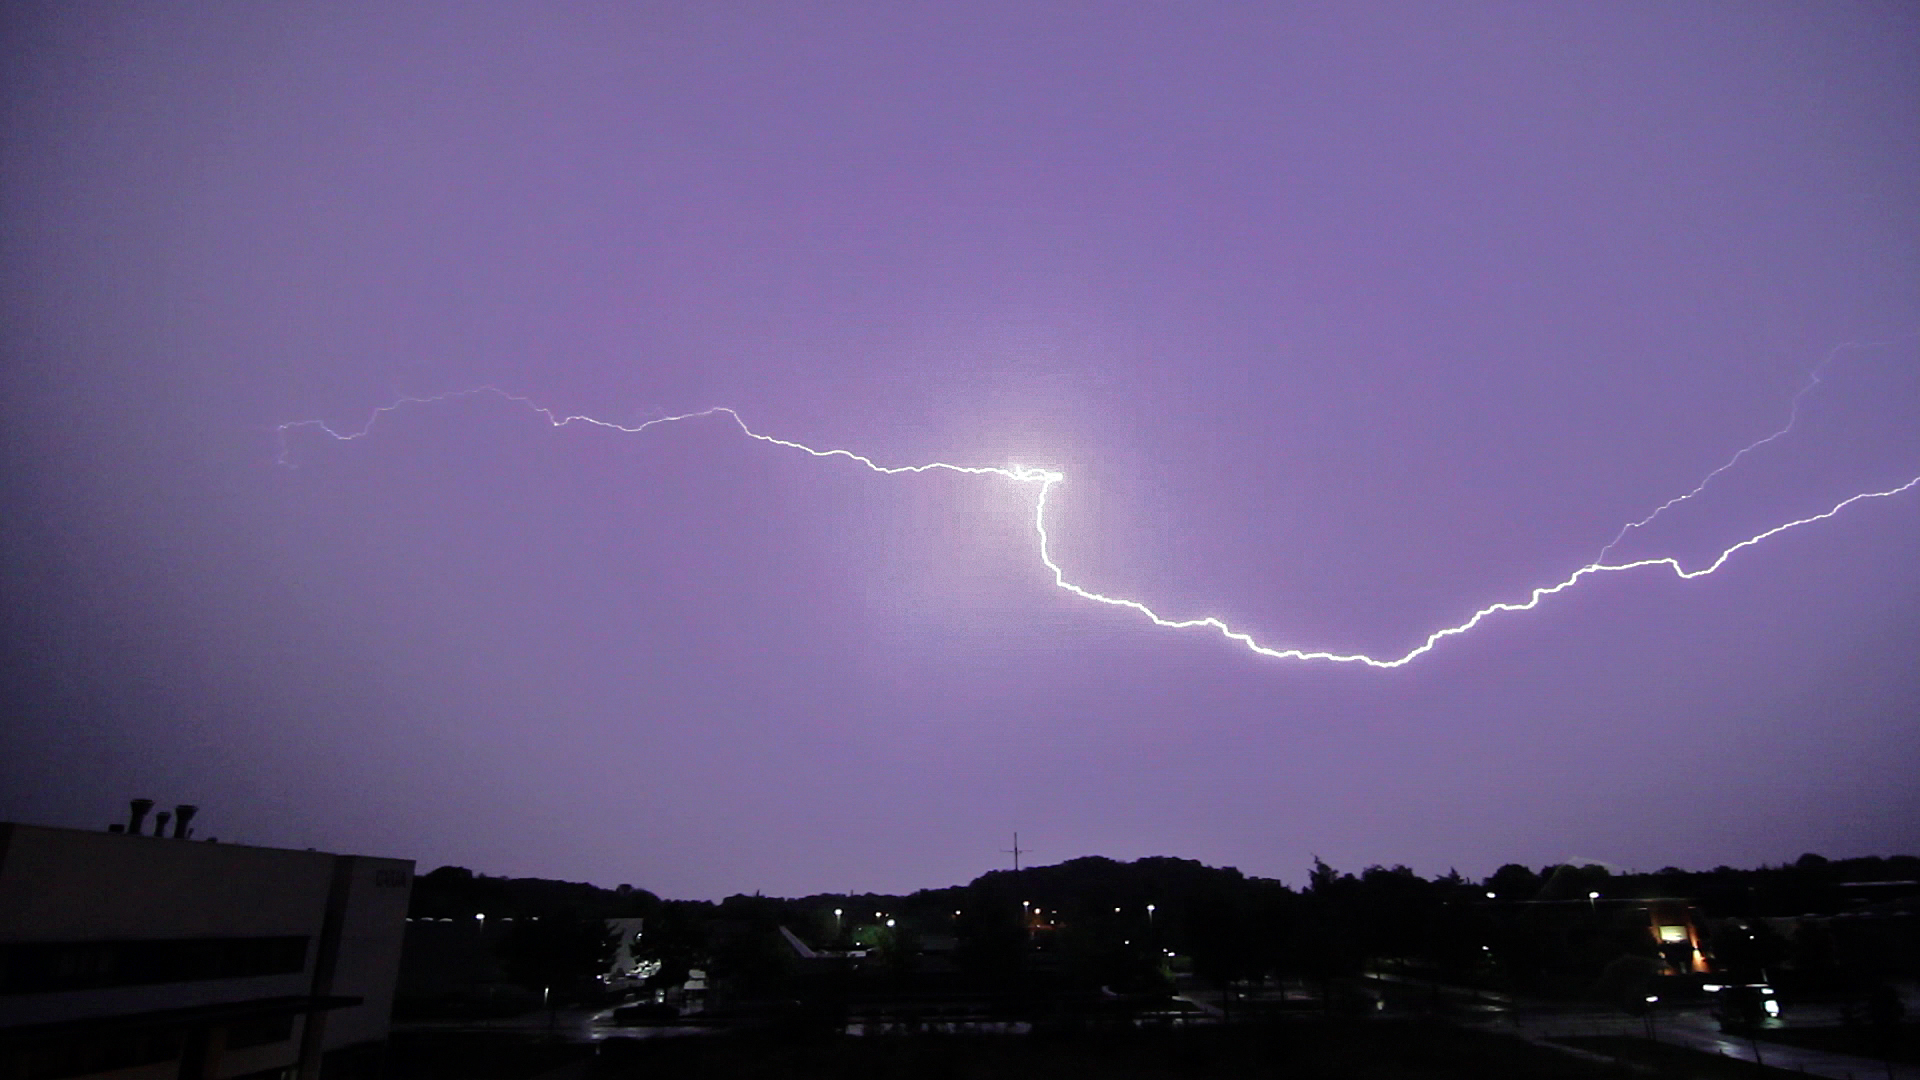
[1498,1004,1918,1080]
[394,990,1917,1077]
[397,1006,709,1042]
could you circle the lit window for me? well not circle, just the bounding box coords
[1657,925,1688,944]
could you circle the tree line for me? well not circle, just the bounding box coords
[406,853,1919,1009]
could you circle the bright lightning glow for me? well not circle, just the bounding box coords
[278,384,1919,668]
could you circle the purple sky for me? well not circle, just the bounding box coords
[4,3,1917,899]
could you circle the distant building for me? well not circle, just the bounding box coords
[604,917,655,985]
[1646,898,1709,974]
[0,817,412,1080]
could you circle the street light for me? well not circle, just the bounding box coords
[1147,903,1156,926]
[833,908,842,936]
[1587,890,1600,912]
[1485,891,1496,899]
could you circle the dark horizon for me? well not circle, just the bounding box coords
[21,800,1920,903]
[399,844,1920,906]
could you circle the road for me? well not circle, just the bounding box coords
[1489,996,1917,1079]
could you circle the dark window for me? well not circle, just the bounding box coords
[320,1041,386,1080]
[226,1012,296,1049]
[11,1030,183,1080]
[0,937,310,994]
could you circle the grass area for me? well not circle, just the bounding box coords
[1551,1035,1804,1079]
[1754,1024,1920,1067]
[391,1020,1668,1080]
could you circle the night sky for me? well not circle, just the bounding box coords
[4,3,1917,900]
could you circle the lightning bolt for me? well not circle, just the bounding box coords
[278,382,1919,669]
[1593,332,1916,564]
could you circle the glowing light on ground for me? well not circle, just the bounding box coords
[278,382,1918,668]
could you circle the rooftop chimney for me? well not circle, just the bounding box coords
[153,810,171,837]
[128,799,154,835]
[172,805,197,839]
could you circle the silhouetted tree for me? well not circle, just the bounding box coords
[497,914,618,1000]
[954,881,1026,982]
[1702,917,1787,983]
[1484,863,1540,900]
[636,901,708,992]
[1293,859,1363,1009]
[710,921,795,998]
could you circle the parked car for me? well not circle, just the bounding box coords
[1712,984,1780,1031]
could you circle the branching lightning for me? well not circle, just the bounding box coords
[278,375,1920,669]
[1593,333,1914,564]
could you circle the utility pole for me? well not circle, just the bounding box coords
[1001,832,1028,872]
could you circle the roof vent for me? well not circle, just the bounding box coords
[128,798,154,835]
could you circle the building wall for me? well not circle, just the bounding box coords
[0,823,412,1080]
[606,917,646,981]
[315,859,412,1052]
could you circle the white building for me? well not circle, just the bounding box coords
[0,818,412,1080]
[603,917,656,985]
